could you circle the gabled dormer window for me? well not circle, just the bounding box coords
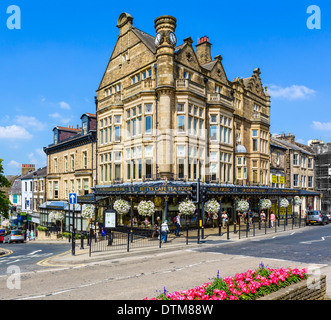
[54,129,59,144]
[82,121,87,135]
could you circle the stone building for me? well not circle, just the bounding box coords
[95,13,271,186]
[310,139,331,213]
[42,113,97,230]
[272,133,316,211]
[270,137,287,188]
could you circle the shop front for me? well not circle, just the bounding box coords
[77,181,321,234]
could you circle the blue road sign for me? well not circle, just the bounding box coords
[69,193,77,204]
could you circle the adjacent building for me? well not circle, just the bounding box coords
[311,139,331,213]
[42,113,97,230]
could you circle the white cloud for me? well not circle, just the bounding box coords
[14,115,46,131]
[312,121,331,131]
[27,148,46,168]
[0,125,33,140]
[49,112,72,125]
[8,160,20,168]
[59,101,71,110]
[267,84,316,100]
[296,138,306,144]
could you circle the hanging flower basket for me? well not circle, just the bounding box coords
[279,198,289,208]
[178,199,196,215]
[236,199,249,211]
[49,211,64,222]
[294,196,303,206]
[114,199,130,215]
[82,205,94,219]
[260,199,272,210]
[137,200,155,216]
[205,199,220,214]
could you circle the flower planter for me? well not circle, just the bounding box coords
[147,267,316,300]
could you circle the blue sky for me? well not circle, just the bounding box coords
[0,0,330,175]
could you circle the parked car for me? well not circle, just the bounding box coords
[306,211,329,225]
[3,230,24,243]
[326,213,331,222]
[0,230,6,243]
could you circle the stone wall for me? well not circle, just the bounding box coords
[258,275,326,300]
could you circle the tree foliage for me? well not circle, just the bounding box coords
[0,159,11,219]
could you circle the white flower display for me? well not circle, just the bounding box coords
[279,198,289,208]
[205,199,220,214]
[82,205,94,219]
[114,199,130,215]
[137,200,155,216]
[49,211,64,222]
[178,199,196,215]
[294,196,303,206]
[260,199,272,210]
[236,199,249,211]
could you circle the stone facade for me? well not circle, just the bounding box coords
[273,134,315,191]
[44,113,97,202]
[96,13,271,186]
[270,138,287,188]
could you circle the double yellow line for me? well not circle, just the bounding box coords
[0,248,13,257]
[37,249,85,268]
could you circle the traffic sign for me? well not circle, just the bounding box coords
[69,193,77,204]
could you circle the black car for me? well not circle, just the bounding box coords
[306,211,329,225]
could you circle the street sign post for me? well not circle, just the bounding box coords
[69,193,77,256]
[69,193,77,204]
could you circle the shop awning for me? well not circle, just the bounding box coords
[39,201,81,211]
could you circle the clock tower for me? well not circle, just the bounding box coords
[154,15,177,179]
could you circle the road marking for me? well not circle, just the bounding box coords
[300,236,331,244]
[0,248,13,257]
[36,249,85,268]
[28,250,42,255]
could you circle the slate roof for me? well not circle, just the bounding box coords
[271,137,313,155]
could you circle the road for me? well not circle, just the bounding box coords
[0,225,330,300]
[0,242,71,274]
[197,224,331,265]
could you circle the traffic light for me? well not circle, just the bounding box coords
[190,182,199,203]
[201,188,207,202]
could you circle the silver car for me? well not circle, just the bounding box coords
[306,211,329,226]
[3,230,24,243]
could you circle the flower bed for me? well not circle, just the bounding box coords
[147,265,307,300]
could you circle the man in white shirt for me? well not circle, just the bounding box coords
[160,220,169,243]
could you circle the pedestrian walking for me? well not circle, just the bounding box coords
[248,210,253,224]
[160,220,169,243]
[221,211,228,229]
[175,213,181,236]
[30,229,35,240]
[152,223,160,239]
[212,212,218,228]
[270,212,276,227]
[260,210,266,222]
[26,229,30,241]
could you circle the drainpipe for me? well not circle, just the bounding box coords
[154,63,158,179]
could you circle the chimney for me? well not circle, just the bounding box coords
[21,164,35,176]
[195,36,212,65]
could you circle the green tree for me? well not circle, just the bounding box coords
[0,159,11,219]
